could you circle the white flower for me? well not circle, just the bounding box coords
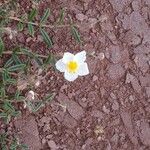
[56,51,89,81]
[28,90,35,100]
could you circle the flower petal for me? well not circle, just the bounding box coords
[64,71,78,81]
[55,59,66,72]
[78,63,89,76]
[74,51,86,63]
[62,52,74,64]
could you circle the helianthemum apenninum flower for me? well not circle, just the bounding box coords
[56,51,89,81]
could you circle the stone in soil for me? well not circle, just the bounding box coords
[139,74,150,87]
[134,44,150,54]
[100,19,117,44]
[76,13,88,21]
[145,87,150,98]
[48,140,58,150]
[134,54,149,74]
[57,93,84,120]
[14,116,42,150]
[112,100,119,110]
[107,64,125,80]
[139,120,150,146]
[91,110,103,120]
[109,0,131,12]
[62,113,77,128]
[109,45,122,64]
[122,11,148,35]
[126,73,142,93]
[122,30,142,46]
[120,108,138,146]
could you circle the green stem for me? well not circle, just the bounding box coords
[0,68,18,76]
[0,16,72,28]
[0,98,24,103]
[2,51,47,58]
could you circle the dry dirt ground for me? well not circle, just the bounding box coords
[1,0,150,149]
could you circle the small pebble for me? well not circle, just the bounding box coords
[98,52,105,60]
[103,105,110,114]
[92,75,98,81]
[42,138,46,144]
[46,134,53,139]
[76,13,87,21]
[48,140,58,149]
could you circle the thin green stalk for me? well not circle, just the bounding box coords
[0,99,25,103]
[2,51,47,58]
[0,16,72,29]
[0,68,18,76]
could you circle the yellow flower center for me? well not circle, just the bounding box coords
[67,61,78,73]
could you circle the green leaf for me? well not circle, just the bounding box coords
[40,8,50,24]
[44,53,52,65]
[4,57,14,68]
[57,8,65,24]
[40,28,53,48]
[26,100,47,113]
[28,23,34,37]
[20,48,35,57]
[0,87,6,98]
[0,112,7,118]
[44,94,54,103]
[3,101,15,112]
[11,111,21,117]
[28,8,37,21]
[32,102,44,112]
[12,53,22,64]
[7,64,25,72]
[15,90,20,100]
[17,22,24,31]
[44,53,55,66]
[6,78,16,85]
[2,70,10,83]
[10,139,18,150]
[0,37,4,56]
[71,26,82,44]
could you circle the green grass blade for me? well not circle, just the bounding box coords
[17,22,24,31]
[12,53,22,64]
[71,25,82,44]
[7,64,26,72]
[44,94,54,103]
[4,57,14,68]
[0,87,6,98]
[28,8,37,21]
[0,37,4,56]
[57,8,65,24]
[20,48,35,57]
[0,113,7,118]
[44,53,56,67]
[3,101,15,112]
[40,8,50,24]
[6,78,17,85]
[40,28,53,48]
[28,23,34,37]
[2,69,10,83]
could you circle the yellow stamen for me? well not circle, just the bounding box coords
[67,61,78,73]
